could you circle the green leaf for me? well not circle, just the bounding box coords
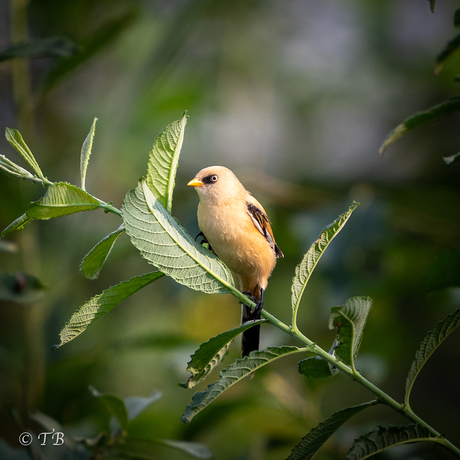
[27,182,101,219]
[80,225,124,279]
[0,36,78,62]
[124,391,163,421]
[329,297,373,369]
[424,249,460,291]
[180,319,266,388]
[80,117,98,191]
[55,272,164,348]
[379,97,460,156]
[298,355,338,379]
[5,128,46,181]
[291,202,359,325]
[182,346,306,423]
[146,112,188,213]
[91,386,129,432]
[122,180,234,295]
[347,424,433,459]
[0,154,36,181]
[1,213,34,238]
[435,34,460,76]
[287,400,379,460]
[428,0,436,13]
[405,309,460,407]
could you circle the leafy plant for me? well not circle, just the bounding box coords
[379,3,460,158]
[0,386,213,460]
[1,112,460,459]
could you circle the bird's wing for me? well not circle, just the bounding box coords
[246,202,284,258]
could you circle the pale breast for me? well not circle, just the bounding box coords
[197,201,276,279]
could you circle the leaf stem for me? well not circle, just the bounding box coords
[97,199,122,217]
[256,305,460,458]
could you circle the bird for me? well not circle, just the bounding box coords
[187,166,283,358]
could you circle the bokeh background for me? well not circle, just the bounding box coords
[1,1,460,459]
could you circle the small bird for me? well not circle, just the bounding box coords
[187,166,283,358]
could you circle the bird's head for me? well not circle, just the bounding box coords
[187,166,245,204]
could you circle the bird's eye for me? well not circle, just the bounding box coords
[203,174,219,185]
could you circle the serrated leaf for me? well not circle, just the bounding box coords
[347,424,433,460]
[291,202,359,324]
[91,386,129,432]
[329,297,372,368]
[1,213,34,238]
[122,180,234,295]
[146,112,187,213]
[435,34,460,76]
[405,309,460,407]
[5,128,46,181]
[80,117,98,191]
[182,346,306,423]
[0,36,78,62]
[181,319,266,388]
[80,225,124,279]
[379,97,460,156]
[298,356,338,379]
[55,272,163,348]
[124,391,163,421]
[287,400,378,460]
[27,182,101,219]
[0,154,35,181]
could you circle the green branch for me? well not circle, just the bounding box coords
[252,302,460,458]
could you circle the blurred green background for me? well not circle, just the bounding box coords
[1,0,460,459]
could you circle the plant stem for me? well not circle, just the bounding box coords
[260,308,460,458]
[97,199,123,217]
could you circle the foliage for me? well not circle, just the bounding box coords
[379,4,460,157]
[2,2,460,458]
[1,110,460,459]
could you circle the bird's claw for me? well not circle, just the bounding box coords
[195,231,214,253]
[242,290,264,318]
[255,299,263,316]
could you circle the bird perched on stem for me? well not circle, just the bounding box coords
[188,166,283,358]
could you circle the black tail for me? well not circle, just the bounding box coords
[241,304,261,357]
[241,288,264,358]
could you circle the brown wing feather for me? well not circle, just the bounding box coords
[246,202,284,258]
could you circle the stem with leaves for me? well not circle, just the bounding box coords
[2,114,459,459]
[225,285,460,457]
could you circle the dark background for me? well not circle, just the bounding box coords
[1,1,460,459]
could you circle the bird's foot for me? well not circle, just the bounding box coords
[241,289,264,319]
[255,288,264,317]
[195,232,214,253]
[242,290,257,304]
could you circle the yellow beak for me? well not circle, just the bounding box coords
[187,179,203,187]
